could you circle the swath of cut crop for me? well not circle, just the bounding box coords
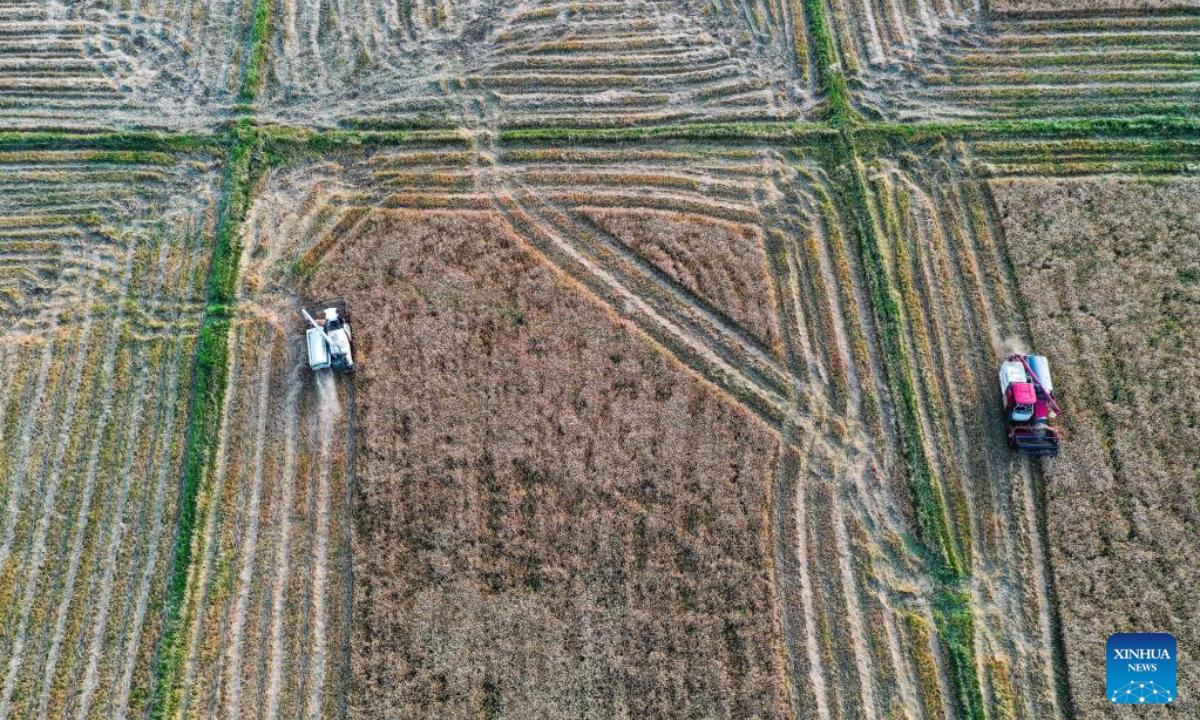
[822,0,1200,123]
[170,158,360,720]
[262,0,812,128]
[0,1,250,130]
[0,151,215,720]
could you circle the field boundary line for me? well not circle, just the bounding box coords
[146,122,261,720]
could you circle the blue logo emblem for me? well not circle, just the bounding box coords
[1108,633,1176,704]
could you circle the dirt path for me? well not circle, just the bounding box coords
[223,330,275,720]
[262,375,300,720]
[303,373,341,720]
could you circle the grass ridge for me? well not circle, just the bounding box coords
[146,121,262,720]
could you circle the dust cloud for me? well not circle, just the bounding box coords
[315,372,342,431]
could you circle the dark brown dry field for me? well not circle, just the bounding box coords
[584,209,786,358]
[309,210,791,719]
[994,177,1200,717]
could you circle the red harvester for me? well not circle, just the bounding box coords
[998,353,1062,457]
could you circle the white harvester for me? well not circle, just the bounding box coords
[302,302,354,374]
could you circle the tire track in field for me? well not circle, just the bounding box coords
[494,187,794,431]
[67,206,200,718]
[337,379,356,720]
[0,327,57,576]
[111,224,209,720]
[791,449,832,720]
[72,359,153,720]
[303,373,341,720]
[829,480,879,719]
[222,329,275,720]
[0,345,16,446]
[33,257,146,719]
[262,377,301,720]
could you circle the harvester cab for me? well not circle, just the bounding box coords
[302,302,354,374]
[999,353,1061,457]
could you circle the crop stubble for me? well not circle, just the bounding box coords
[0,151,218,719]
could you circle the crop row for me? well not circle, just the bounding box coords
[0,148,218,719]
[0,0,248,131]
[821,0,1200,123]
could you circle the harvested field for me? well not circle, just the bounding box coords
[0,0,250,131]
[261,0,812,128]
[0,150,218,719]
[155,155,360,720]
[993,176,1200,718]
[821,0,1200,121]
[852,153,1073,718]
[1,0,1196,715]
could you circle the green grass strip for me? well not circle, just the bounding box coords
[826,140,962,579]
[822,132,985,720]
[146,122,260,720]
[0,132,217,152]
[802,0,853,126]
[934,590,987,720]
[238,0,275,103]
